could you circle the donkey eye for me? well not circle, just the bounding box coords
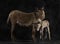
[37,22,40,24]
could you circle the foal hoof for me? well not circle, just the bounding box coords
[40,36,42,39]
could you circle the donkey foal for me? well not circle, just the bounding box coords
[36,20,51,40]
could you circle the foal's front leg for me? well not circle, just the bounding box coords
[41,27,44,40]
[40,29,42,39]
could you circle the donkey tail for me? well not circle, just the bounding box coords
[7,15,10,24]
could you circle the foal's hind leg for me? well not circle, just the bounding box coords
[44,28,48,39]
[47,26,51,40]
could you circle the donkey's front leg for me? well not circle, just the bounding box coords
[32,24,36,42]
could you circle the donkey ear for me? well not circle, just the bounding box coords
[34,8,38,11]
[36,8,39,11]
[42,6,44,10]
[37,8,38,10]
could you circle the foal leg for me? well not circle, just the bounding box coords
[41,27,44,40]
[40,29,42,39]
[47,27,51,40]
[44,28,48,39]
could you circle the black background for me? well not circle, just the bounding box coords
[0,0,60,42]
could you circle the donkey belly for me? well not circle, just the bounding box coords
[16,21,32,26]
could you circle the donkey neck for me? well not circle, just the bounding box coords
[33,11,39,20]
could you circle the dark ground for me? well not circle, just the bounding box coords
[0,0,60,44]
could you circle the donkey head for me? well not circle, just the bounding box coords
[35,7,44,19]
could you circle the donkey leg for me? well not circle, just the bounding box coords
[32,25,36,42]
[41,27,44,40]
[11,24,16,41]
[47,27,51,40]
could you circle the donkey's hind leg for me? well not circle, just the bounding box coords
[11,23,16,41]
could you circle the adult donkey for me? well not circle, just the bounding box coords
[7,7,45,42]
